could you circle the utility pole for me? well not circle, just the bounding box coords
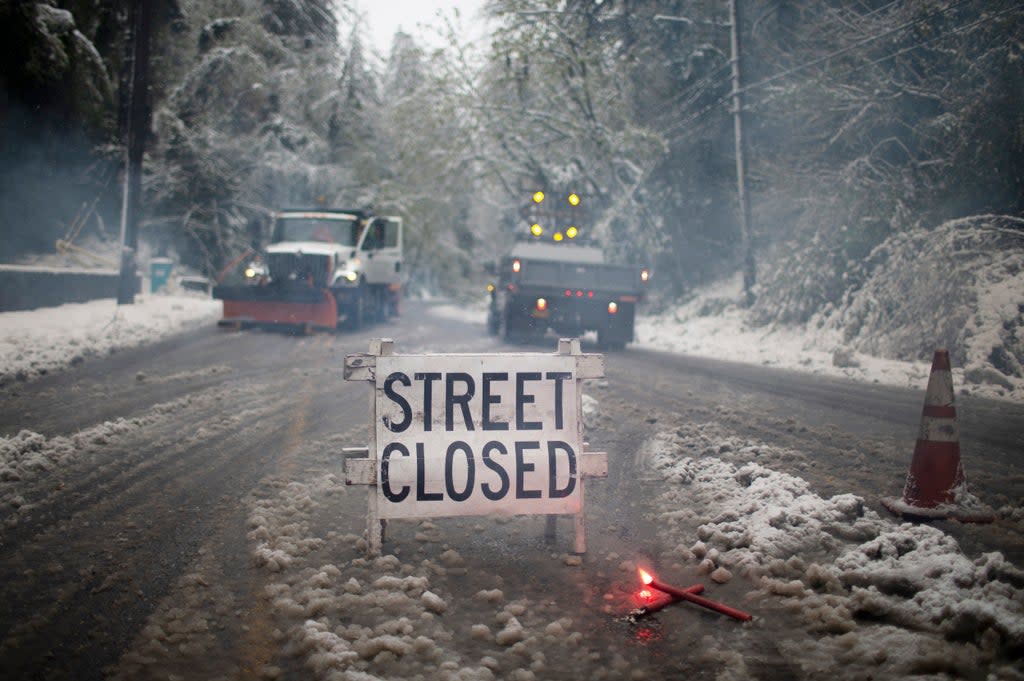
[117,0,153,305]
[728,0,756,306]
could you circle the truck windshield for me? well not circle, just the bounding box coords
[273,214,360,245]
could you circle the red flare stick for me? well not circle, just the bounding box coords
[640,569,752,621]
[644,583,703,611]
[626,583,705,623]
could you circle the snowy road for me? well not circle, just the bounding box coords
[1,302,1022,680]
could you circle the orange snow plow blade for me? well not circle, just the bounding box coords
[215,286,338,329]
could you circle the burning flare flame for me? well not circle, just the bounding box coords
[638,568,654,585]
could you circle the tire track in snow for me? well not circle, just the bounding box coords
[0,335,362,680]
[107,334,368,680]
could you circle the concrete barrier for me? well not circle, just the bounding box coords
[0,265,141,312]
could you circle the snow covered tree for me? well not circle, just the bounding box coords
[144,0,352,274]
[472,0,664,263]
[0,1,119,258]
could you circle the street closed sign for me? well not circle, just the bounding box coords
[345,339,607,555]
[375,354,581,519]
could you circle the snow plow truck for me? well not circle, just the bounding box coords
[213,209,403,331]
[487,238,649,349]
[485,190,650,349]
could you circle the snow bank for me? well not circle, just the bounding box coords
[636,275,936,392]
[639,217,1024,401]
[642,427,1024,677]
[0,293,220,385]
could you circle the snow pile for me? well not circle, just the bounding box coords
[243,462,643,681]
[0,293,220,385]
[637,278,935,392]
[639,217,1024,401]
[642,428,1024,677]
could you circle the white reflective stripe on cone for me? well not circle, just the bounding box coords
[918,415,959,443]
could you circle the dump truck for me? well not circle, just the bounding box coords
[213,209,403,331]
[486,238,649,349]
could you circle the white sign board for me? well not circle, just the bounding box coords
[374,354,581,519]
[344,338,606,556]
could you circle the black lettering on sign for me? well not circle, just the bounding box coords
[445,441,475,502]
[515,372,542,430]
[514,441,542,499]
[414,372,442,431]
[446,372,475,432]
[545,372,572,430]
[380,442,410,502]
[547,440,577,498]
[415,442,443,501]
[481,441,510,500]
[481,372,509,431]
[383,372,412,432]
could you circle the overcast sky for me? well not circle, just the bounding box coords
[353,0,487,54]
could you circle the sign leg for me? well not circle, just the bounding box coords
[574,477,586,554]
[368,495,382,556]
[544,515,557,544]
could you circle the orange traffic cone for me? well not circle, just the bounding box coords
[881,349,994,522]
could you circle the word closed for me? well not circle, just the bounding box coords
[374,354,582,519]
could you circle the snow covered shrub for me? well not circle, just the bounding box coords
[819,216,1024,384]
[750,228,861,326]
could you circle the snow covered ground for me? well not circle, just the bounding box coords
[0,291,221,386]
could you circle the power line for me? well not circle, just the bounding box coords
[738,0,973,96]
[661,0,981,139]
[743,2,1024,116]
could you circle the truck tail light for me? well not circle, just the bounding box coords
[608,301,619,314]
[535,298,547,311]
[512,259,521,273]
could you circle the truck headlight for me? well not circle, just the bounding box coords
[333,270,359,285]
